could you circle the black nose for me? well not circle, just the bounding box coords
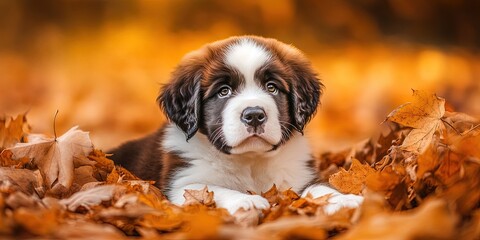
[241,106,267,127]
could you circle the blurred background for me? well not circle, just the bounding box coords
[1,0,479,152]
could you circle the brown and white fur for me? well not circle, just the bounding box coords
[110,36,362,214]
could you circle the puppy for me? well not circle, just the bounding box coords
[110,36,363,214]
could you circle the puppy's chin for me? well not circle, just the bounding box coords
[229,136,275,154]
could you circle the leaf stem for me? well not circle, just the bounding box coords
[441,118,460,135]
[53,110,59,140]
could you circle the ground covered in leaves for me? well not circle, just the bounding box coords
[1,90,479,239]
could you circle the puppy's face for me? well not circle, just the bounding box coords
[159,36,322,154]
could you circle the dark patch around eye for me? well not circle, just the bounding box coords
[255,63,290,93]
[203,66,244,99]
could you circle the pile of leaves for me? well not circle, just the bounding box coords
[1,90,479,239]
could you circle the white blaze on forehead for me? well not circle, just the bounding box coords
[221,39,282,153]
[225,39,271,85]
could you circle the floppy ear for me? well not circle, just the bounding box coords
[288,61,323,134]
[157,61,203,141]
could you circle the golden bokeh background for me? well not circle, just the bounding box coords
[1,0,479,152]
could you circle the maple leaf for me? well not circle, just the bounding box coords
[6,126,93,194]
[386,90,446,153]
[183,186,215,207]
[0,114,30,149]
[366,165,402,192]
[261,184,279,206]
[329,158,375,194]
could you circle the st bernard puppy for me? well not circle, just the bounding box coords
[110,36,363,214]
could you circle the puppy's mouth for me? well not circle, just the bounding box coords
[229,135,277,154]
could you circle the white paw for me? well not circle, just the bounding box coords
[221,194,270,214]
[324,193,364,215]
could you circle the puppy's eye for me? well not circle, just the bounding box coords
[266,82,278,95]
[218,86,232,98]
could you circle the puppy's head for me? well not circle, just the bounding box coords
[158,36,323,154]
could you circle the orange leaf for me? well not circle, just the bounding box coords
[0,114,30,149]
[386,90,445,153]
[261,184,279,206]
[12,208,59,236]
[338,199,457,240]
[366,165,402,192]
[183,186,215,207]
[7,126,93,194]
[329,159,375,194]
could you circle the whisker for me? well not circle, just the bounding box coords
[278,120,297,129]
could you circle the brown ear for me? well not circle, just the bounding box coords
[287,56,323,133]
[157,54,204,140]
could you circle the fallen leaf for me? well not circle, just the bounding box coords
[88,149,115,173]
[137,197,184,231]
[60,184,126,211]
[386,90,446,153]
[7,126,93,194]
[12,207,60,236]
[338,198,457,240]
[442,111,480,135]
[262,184,279,206]
[329,158,375,194]
[0,150,30,168]
[416,146,439,179]
[72,165,97,188]
[254,216,329,240]
[182,208,222,239]
[139,211,184,231]
[53,222,125,239]
[183,186,215,207]
[5,191,42,209]
[401,127,439,153]
[0,167,40,195]
[452,131,480,159]
[366,165,402,192]
[439,161,480,216]
[0,114,29,149]
[106,166,121,184]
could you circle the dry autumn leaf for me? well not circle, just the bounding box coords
[12,208,60,236]
[0,167,41,195]
[386,90,446,153]
[7,126,93,194]
[60,184,126,211]
[183,186,215,207]
[329,158,375,194]
[0,114,30,149]
[338,198,457,240]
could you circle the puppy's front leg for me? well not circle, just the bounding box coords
[170,184,270,214]
[302,184,364,215]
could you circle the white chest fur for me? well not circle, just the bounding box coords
[161,124,315,199]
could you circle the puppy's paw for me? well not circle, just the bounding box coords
[324,193,364,215]
[222,194,270,214]
[302,184,363,215]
